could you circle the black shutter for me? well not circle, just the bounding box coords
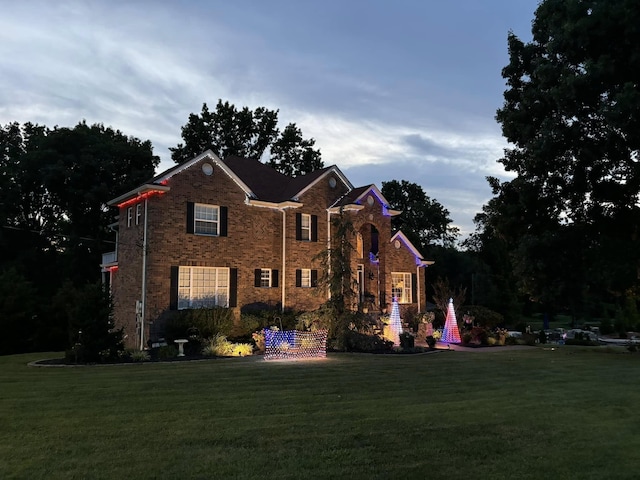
[295,213,302,240]
[254,269,261,287]
[311,269,318,287]
[186,202,194,234]
[272,269,279,288]
[311,215,318,242]
[170,266,179,310]
[412,273,418,304]
[219,206,228,237]
[295,269,302,287]
[229,268,238,307]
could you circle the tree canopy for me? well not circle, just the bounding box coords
[0,121,158,353]
[170,100,324,177]
[381,179,459,251]
[485,0,640,320]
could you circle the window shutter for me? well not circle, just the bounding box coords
[169,266,179,310]
[186,202,195,234]
[311,269,318,287]
[219,206,228,237]
[295,213,302,240]
[229,268,238,307]
[311,215,318,242]
[295,269,302,287]
[254,269,261,287]
[272,269,279,288]
[412,274,418,304]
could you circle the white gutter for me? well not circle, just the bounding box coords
[416,265,421,312]
[140,198,148,350]
[327,210,332,300]
[281,209,286,312]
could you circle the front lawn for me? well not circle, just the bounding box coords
[1,347,639,479]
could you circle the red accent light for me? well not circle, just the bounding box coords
[107,266,118,272]
[116,189,166,209]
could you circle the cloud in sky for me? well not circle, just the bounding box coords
[0,0,537,237]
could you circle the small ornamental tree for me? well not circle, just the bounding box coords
[313,210,359,349]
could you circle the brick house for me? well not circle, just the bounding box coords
[101,150,433,349]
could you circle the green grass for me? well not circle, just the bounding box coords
[2,348,640,479]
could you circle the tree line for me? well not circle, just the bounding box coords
[0,101,457,355]
[4,0,639,354]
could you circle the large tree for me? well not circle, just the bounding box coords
[170,100,323,176]
[381,179,459,251]
[0,121,158,352]
[488,0,640,320]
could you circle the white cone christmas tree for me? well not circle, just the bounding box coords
[388,298,403,346]
[441,298,461,343]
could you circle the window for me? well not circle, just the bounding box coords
[177,266,229,309]
[392,272,412,303]
[127,207,133,227]
[295,213,317,241]
[187,203,228,236]
[296,269,317,288]
[194,203,219,235]
[300,214,311,241]
[261,269,271,287]
[255,268,279,288]
[135,204,142,225]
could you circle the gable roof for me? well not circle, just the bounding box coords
[108,149,356,207]
[390,231,435,267]
[331,184,402,216]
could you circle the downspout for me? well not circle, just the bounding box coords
[140,198,148,350]
[281,209,286,312]
[327,210,332,300]
[416,265,421,312]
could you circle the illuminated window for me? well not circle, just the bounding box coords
[301,268,311,287]
[296,269,317,288]
[300,214,311,241]
[178,266,229,309]
[194,203,219,236]
[391,272,412,303]
[127,207,133,227]
[135,204,142,225]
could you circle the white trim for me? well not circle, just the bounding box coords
[293,165,353,199]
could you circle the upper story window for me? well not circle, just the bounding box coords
[391,272,412,303]
[195,203,219,235]
[127,207,133,227]
[300,214,311,240]
[187,202,228,237]
[295,213,317,242]
[135,204,142,225]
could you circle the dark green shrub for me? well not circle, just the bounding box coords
[344,331,393,353]
[0,268,37,355]
[460,305,504,329]
[600,317,614,335]
[399,331,415,349]
[157,345,178,360]
[538,329,547,344]
[163,306,234,341]
[426,335,436,348]
[60,282,123,363]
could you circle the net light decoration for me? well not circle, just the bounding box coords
[441,298,461,344]
[264,329,328,360]
[387,298,403,346]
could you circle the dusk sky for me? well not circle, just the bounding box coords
[0,0,540,237]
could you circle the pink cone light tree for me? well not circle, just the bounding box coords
[441,298,461,344]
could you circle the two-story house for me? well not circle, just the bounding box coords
[102,150,433,349]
